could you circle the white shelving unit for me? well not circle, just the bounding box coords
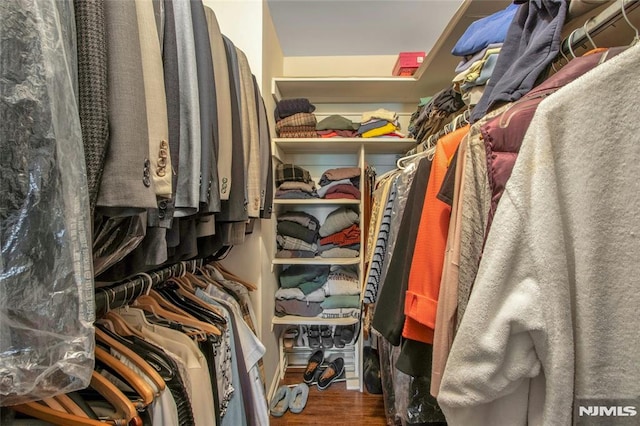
[271,134,411,391]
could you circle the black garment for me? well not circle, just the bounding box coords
[372,158,432,345]
[274,162,313,187]
[277,221,318,244]
[274,98,316,121]
[432,86,465,113]
[396,340,444,407]
[437,149,458,206]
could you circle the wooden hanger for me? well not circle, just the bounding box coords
[95,346,155,408]
[100,312,145,339]
[94,326,165,393]
[133,295,221,336]
[11,402,106,426]
[41,397,67,412]
[53,394,91,418]
[209,262,257,291]
[172,275,225,318]
[146,289,193,317]
[90,371,139,423]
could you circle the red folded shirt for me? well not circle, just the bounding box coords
[320,224,361,246]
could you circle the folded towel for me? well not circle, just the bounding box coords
[275,98,316,121]
[319,207,359,237]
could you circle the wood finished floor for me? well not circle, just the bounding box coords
[269,369,387,425]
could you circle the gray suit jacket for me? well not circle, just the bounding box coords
[172,0,201,217]
[98,0,157,211]
[190,0,220,213]
[203,6,233,202]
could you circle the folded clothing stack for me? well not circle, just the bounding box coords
[274,162,318,199]
[318,207,360,258]
[317,167,361,200]
[274,98,317,138]
[275,264,330,317]
[357,109,404,138]
[450,3,517,106]
[316,115,359,138]
[276,211,320,258]
[320,264,361,318]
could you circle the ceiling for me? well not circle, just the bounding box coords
[267,0,464,57]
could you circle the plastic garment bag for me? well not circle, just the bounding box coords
[0,0,95,405]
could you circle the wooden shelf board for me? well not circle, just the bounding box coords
[273,199,360,206]
[272,316,360,327]
[272,257,360,265]
[273,138,416,154]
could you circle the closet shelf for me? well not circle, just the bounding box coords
[273,199,360,206]
[271,0,512,103]
[272,315,360,327]
[273,138,416,154]
[272,257,360,266]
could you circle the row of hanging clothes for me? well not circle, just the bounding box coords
[1,0,273,418]
[4,261,268,426]
[363,1,640,425]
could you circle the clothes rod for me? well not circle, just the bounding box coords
[561,0,640,54]
[94,259,204,318]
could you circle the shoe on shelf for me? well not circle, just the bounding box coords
[282,326,299,349]
[320,325,333,348]
[308,325,321,349]
[317,357,345,390]
[333,326,345,348]
[337,324,356,347]
[303,349,324,384]
[288,383,310,414]
[269,385,292,417]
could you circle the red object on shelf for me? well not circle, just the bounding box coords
[392,51,426,76]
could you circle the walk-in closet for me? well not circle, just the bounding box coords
[2,0,640,425]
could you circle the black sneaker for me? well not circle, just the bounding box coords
[303,350,324,384]
[317,357,344,390]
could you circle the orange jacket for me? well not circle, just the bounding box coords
[403,125,469,343]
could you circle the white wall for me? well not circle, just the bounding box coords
[283,54,398,77]
[202,0,284,395]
